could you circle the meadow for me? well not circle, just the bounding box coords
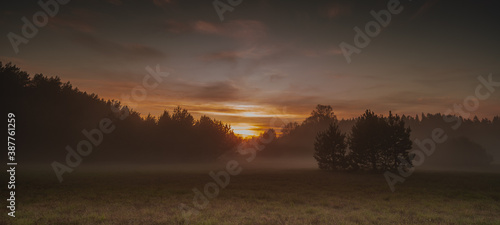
[2,165,500,225]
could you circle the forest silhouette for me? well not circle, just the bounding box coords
[2,62,498,169]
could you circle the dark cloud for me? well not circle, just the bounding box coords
[191,81,242,102]
[60,30,166,60]
[48,8,100,33]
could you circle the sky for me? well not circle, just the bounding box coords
[1,0,499,137]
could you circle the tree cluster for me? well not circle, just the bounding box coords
[314,109,413,172]
[266,104,497,169]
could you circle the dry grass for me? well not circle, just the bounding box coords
[2,166,500,224]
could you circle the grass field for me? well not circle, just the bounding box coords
[2,165,500,225]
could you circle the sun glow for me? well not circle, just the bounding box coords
[231,123,260,138]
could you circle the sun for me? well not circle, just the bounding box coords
[231,123,260,138]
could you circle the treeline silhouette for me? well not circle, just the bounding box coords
[2,62,240,164]
[260,105,499,169]
[2,62,498,169]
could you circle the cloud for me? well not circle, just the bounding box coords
[47,9,165,61]
[154,76,319,115]
[162,19,267,44]
[193,20,267,43]
[164,19,191,34]
[267,73,287,82]
[302,47,343,58]
[0,56,26,66]
[66,31,166,60]
[50,17,95,34]
[152,78,250,103]
[48,8,102,33]
[193,20,219,34]
[201,45,280,62]
[191,81,242,102]
[319,3,351,19]
[201,51,240,62]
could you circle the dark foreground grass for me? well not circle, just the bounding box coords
[2,165,500,225]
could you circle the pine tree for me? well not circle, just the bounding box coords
[314,122,347,170]
[349,110,386,171]
[384,111,413,171]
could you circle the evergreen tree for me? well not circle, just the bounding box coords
[349,110,386,171]
[314,122,347,170]
[383,112,413,171]
[348,110,413,171]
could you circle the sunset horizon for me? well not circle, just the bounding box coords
[3,61,499,138]
[2,1,498,138]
